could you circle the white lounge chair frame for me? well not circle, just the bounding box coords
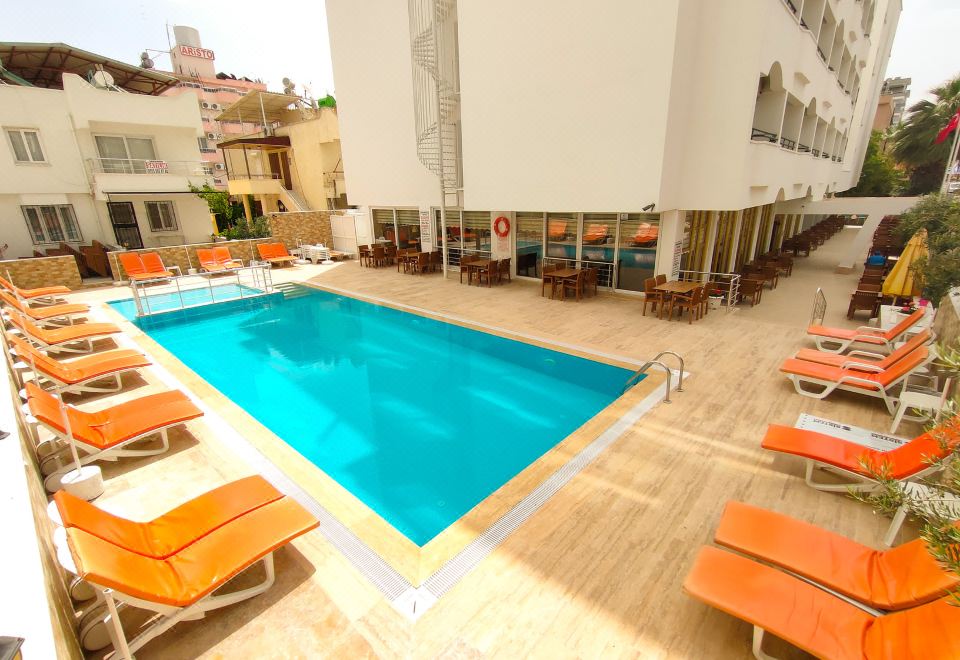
[785,347,937,414]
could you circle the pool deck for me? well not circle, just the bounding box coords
[27,229,910,658]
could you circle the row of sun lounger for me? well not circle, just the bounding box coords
[682,297,959,657]
[116,243,297,282]
[0,276,318,657]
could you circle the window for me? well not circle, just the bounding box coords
[94,135,157,173]
[21,205,81,244]
[144,201,179,232]
[6,129,45,163]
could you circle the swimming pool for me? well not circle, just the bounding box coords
[111,282,265,317]
[111,285,636,545]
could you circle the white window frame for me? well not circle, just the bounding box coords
[144,201,179,232]
[5,127,47,164]
[21,205,82,244]
[93,134,158,173]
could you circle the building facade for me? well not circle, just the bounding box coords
[0,53,214,262]
[880,76,911,127]
[325,0,901,291]
[158,26,268,189]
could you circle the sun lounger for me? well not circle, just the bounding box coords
[52,475,284,558]
[118,252,177,282]
[683,546,960,660]
[630,224,659,246]
[24,381,203,492]
[213,246,243,269]
[197,247,243,273]
[779,344,934,413]
[6,333,150,394]
[55,490,317,657]
[760,414,960,491]
[794,328,932,370]
[0,289,88,326]
[547,220,568,241]
[4,311,120,353]
[714,501,958,611]
[807,308,926,353]
[582,224,608,244]
[256,242,297,267]
[0,275,70,304]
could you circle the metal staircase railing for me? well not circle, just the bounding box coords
[622,351,685,403]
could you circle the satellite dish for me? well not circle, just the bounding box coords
[282,76,296,95]
[140,52,155,69]
[91,70,115,89]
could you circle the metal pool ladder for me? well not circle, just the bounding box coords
[622,350,685,403]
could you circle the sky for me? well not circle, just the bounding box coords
[1,1,957,109]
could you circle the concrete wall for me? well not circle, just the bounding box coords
[0,255,83,290]
[276,111,343,211]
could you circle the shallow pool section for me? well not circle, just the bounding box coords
[110,282,265,317]
[111,286,635,545]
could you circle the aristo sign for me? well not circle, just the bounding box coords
[179,45,215,60]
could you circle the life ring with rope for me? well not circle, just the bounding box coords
[493,216,510,238]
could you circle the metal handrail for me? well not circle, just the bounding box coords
[542,256,616,289]
[677,270,741,312]
[811,287,827,326]
[129,265,274,318]
[623,360,674,403]
[87,158,213,176]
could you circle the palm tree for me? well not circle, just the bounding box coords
[891,74,960,194]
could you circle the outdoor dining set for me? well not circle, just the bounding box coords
[357,244,442,274]
[539,262,598,302]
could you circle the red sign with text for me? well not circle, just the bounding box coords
[179,45,215,60]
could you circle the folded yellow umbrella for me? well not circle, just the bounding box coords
[882,229,928,299]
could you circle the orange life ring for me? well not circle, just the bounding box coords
[494,216,510,237]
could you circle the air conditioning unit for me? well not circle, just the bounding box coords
[206,132,216,140]
[214,163,225,170]
[215,133,224,140]
[202,102,210,109]
[210,103,220,110]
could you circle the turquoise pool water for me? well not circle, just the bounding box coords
[110,286,635,545]
[112,283,263,317]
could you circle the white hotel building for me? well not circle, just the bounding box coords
[0,44,214,266]
[326,0,900,291]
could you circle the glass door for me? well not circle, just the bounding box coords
[545,212,576,267]
[579,213,616,287]
[515,212,544,277]
[615,214,659,292]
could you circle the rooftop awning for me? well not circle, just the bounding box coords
[218,135,291,151]
[0,42,177,95]
[215,90,307,124]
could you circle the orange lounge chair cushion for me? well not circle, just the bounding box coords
[684,546,872,660]
[55,475,284,558]
[0,290,87,320]
[684,546,960,660]
[780,345,928,390]
[761,420,958,480]
[26,381,203,450]
[118,253,147,277]
[714,501,957,610]
[0,276,70,298]
[67,497,318,608]
[795,329,931,369]
[213,246,242,267]
[806,324,885,343]
[196,248,219,268]
[7,335,149,385]
[6,313,119,345]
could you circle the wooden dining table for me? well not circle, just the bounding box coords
[654,280,700,294]
[464,259,492,285]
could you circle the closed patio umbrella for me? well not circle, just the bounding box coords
[882,229,928,299]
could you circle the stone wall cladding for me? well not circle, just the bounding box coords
[934,288,960,350]
[107,238,276,281]
[267,211,332,248]
[0,256,83,290]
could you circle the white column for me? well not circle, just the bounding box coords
[701,211,718,274]
[746,211,762,262]
[726,210,744,273]
[836,212,882,273]
[655,209,683,278]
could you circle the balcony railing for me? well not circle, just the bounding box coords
[812,148,821,157]
[779,136,797,150]
[797,143,811,153]
[226,173,281,180]
[88,158,213,176]
[751,128,778,143]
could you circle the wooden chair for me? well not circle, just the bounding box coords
[859,276,883,286]
[584,268,598,296]
[372,246,386,267]
[847,290,881,319]
[383,244,397,266]
[430,250,442,273]
[700,281,715,317]
[498,258,511,283]
[542,263,559,297]
[655,274,667,285]
[411,252,430,275]
[478,259,499,287]
[643,277,664,317]
[669,286,702,323]
[857,283,881,293]
[761,266,779,289]
[560,270,585,301]
[460,255,476,284]
[357,245,370,267]
[739,278,763,306]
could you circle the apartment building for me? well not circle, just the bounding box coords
[0,43,214,263]
[325,0,901,291]
[216,91,346,217]
[157,25,268,189]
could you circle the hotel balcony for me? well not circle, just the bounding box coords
[86,158,214,200]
